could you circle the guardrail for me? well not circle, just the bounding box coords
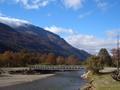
[29,65,84,71]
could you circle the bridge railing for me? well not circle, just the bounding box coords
[29,65,84,71]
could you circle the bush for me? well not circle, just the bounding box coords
[86,56,103,74]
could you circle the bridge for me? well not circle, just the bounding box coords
[29,65,84,71]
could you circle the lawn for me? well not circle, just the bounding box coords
[93,74,120,90]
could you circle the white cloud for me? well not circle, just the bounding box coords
[16,0,53,9]
[0,0,54,9]
[0,0,116,11]
[62,0,85,10]
[66,34,116,54]
[94,0,109,11]
[45,25,117,54]
[0,12,30,25]
[107,30,120,38]
[45,25,74,35]
[0,16,30,27]
[79,11,93,19]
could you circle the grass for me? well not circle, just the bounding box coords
[92,74,120,90]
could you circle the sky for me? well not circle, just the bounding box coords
[0,0,120,54]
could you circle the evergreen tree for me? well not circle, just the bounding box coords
[98,48,112,66]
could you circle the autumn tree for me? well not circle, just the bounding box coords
[12,52,22,67]
[0,50,83,67]
[0,53,4,67]
[2,51,14,67]
[56,56,65,65]
[111,48,120,66]
[39,53,47,64]
[66,55,79,65]
[45,53,57,65]
[86,56,103,74]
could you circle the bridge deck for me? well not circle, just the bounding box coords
[29,65,83,71]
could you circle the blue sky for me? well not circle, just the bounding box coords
[0,0,120,54]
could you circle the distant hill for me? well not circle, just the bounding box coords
[0,17,90,60]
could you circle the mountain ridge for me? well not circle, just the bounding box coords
[0,17,90,60]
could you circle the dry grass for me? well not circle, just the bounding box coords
[92,74,120,90]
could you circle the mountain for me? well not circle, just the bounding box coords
[0,17,90,60]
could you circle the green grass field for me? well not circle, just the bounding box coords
[93,74,120,90]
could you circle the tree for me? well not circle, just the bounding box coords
[111,48,120,66]
[56,56,65,65]
[98,48,112,66]
[12,52,22,67]
[66,55,79,65]
[39,53,47,64]
[86,56,103,74]
[2,51,14,67]
[45,53,57,65]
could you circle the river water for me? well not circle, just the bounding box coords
[0,69,86,90]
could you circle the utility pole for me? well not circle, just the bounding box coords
[117,33,120,72]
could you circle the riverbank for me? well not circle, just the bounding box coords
[0,74,55,87]
[0,71,86,90]
[81,68,120,90]
[92,74,120,90]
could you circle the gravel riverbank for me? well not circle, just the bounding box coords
[0,74,55,87]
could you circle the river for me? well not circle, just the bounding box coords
[0,69,86,90]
